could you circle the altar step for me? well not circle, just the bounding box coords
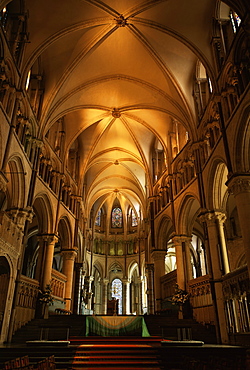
[0,338,163,370]
[69,335,163,345]
[71,341,162,369]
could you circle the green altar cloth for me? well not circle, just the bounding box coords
[85,316,150,337]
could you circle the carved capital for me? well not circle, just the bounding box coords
[214,211,227,224]
[199,210,226,226]
[227,175,250,196]
[172,235,191,246]
[37,233,58,245]
[145,263,154,273]
[102,278,109,285]
[6,206,34,229]
[61,248,78,261]
[151,250,166,261]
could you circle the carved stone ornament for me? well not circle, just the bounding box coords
[199,211,226,226]
[227,176,250,196]
[115,14,127,27]
[0,172,7,192]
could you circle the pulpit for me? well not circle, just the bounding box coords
[107,298,118,315]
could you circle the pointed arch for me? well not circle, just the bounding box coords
[156,216,174,250]
[176,193,201,236]
[33,193,54,234]
[234,104,250,173]
[207,158,229,210]
[5,155,27,209]
[57,216,73,249]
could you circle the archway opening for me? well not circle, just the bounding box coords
[111,278,122,314]
[0,257,10,331]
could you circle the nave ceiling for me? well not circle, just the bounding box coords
[4,0,223,218]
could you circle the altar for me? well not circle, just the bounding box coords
[85,316,150,337]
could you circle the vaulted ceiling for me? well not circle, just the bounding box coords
[19,0,219,217]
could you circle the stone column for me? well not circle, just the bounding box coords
[151,250,166,312]
[172,236,186,290]
[39,234,58,290]
[102,278,109,314]
[204,212,230,274]
[84,275,94,311]
[227,175,250,275]
[145,263,155,314]
[183,236,193,281]
[122,278,130,314]
[62,248,77,311]
[200,212,229,343]
[73,262,82,314]
[215,212,230,274]
[138,277,144,315]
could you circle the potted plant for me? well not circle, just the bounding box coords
[38,284,54,319]
[172,284,189,319]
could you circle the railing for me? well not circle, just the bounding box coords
[222,265,250,335]
[51,269,67,300]
[160,270,177,300]
[15,275,39,332]
[188,274,215,325]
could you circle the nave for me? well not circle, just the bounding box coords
[1,0,250,354]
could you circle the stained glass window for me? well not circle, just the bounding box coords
[111,207,122,228]
[230,11,241,33]
[111,278,123,314]
[95,209,101,226]
[131,209,138,227]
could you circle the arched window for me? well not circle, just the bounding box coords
[230,10,241,33]
[131,209,138,227]
[111,278,123,314]
[194,60,212,117]
[190,234,207,278]
[165,240,176,274]
[95,209,101,226]
[111,207,123,228]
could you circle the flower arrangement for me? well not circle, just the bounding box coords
[172,283,189,306]
[38,284,54,305]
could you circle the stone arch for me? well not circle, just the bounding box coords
[5,155,26,209]
[176,193,201,236]
[57,216,73,250]
[234,104,250,172]
[33,193,54,234]
[128,261,140,314]
[22,194,54,279]
[53,217,73,273]
[0,254,15,343]
[128,260,139,280]
[156,216,174,250]
[0,256,10,329]
[93,261,103,279]
[92,262,103,314]
[109,260,123,276]
[207,158,229,211]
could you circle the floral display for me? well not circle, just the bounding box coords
[38,284,54,305]
[172,284,189,306]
